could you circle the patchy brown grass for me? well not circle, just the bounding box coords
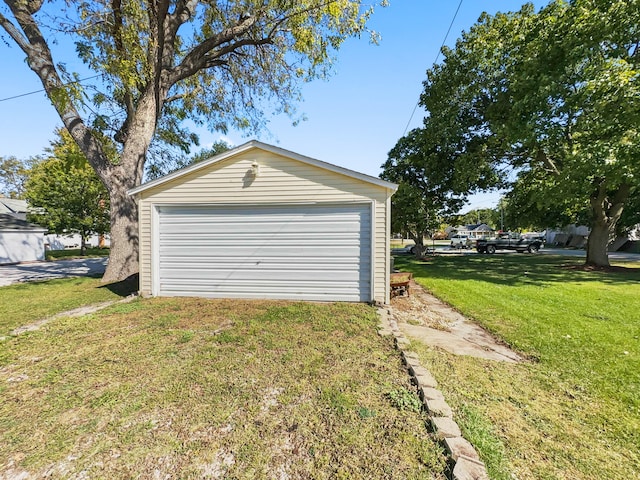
[0,298,447,479]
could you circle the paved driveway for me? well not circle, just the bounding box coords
[0,257,108,287]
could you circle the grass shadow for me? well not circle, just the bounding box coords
[99,273,139,297]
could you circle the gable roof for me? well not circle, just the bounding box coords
[128,140,397,196]
[0,198,27,215]
[0,213,47,232]
[457,223,494,232]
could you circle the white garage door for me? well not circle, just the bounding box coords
[156,204,372,301]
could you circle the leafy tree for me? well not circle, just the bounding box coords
[145,140,232,180]
[0,156,34,199]
[386,182,439,256]
[381,126,479,256]
[502,170,591,232]
[0,1,381,281]
[25,129,110,255]
[419,0,640,267]
[189,141,233,165]
[453,208,500,230]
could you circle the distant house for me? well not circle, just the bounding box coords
[44,233,111,250]
[449,224,494,240]
[0,197,110,251]
[0,214,47,264]
[0,198,28,220]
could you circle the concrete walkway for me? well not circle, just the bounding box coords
[0,257,108,287]
[9,294,137,337]
[399,318,524,363]
[390,282,524,363]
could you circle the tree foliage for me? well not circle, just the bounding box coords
[0,0,381,281]
[25,129,110,255]
[453,208,501,231]
[381,81,506,254]
[145,140,232,180]
[411,0,640,266]
[381,124,491,255]
[0,156,35,199]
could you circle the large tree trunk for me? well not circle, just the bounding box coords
[103,181,140,282]
[410,231,427,258]
[585,221,611,267]
[101,94,157,283]
[585,181,630,267]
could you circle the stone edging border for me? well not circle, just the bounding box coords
[378,307,490,480]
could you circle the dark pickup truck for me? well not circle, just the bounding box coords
[476,233,544,254]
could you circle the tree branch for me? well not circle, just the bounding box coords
[0,11,32,55]
[609,182,631,221]
[167,13,262,84]
[172,35,273,84]
[110,0,136,144]
[3,0,112,180]
[536,149,561,175]
[164,0,198,59]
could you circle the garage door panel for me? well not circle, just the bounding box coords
[160,280,367,302]
[159,257,367,267]
[157,204,371,301]
[159,248,368,259]
[159,224,364,238]
[159,267,363,282]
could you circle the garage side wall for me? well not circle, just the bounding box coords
[0,231,46,264]
[136,150,392,303]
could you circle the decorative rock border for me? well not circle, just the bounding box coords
[378,308,490,480]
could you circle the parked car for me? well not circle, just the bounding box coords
[450,234,471,249]
[391,244,435,255]
[391,244,416,255]
[476,233,544,254]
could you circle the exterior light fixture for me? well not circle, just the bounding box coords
[250,161,260,177]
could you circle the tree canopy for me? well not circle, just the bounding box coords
[145,140,232,180]
[0,0,382,281]
[26,129,111,254]
[0,155,37,199]
[393,0,639,266]
[381,125,478,254]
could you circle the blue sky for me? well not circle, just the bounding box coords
[0,1,545,212]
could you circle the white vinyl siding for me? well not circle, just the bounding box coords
[136,147,394,303]
[156,204,371,301]
[0,231,46,264]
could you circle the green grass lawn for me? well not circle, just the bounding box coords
[0,292,447,478]
[394,254,640,480]
[0,276,135,336]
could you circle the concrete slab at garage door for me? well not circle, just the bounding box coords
[156,204,372,301]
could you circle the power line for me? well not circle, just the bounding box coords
[0,74,102,103]
[401,0,464,137]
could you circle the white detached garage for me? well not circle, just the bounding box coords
[129,141,397,303]
[0,214,47,265]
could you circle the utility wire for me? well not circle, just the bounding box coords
[401,0,464,137]
[0,74,102,103]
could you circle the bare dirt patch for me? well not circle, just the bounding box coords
[390,281,524,363]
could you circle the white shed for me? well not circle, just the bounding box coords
[129,141,397,303]
[0,214,47,264]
